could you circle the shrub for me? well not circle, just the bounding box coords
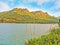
[25,28,60,45]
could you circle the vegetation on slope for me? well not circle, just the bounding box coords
[0,8,58,23]
[25,28,60,45]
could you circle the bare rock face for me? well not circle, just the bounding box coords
[12,8,29,12]
[22,8,29,12]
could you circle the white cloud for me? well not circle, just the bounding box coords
[6,0,14,2]
[0,1,10,12]
[23,0,54,5]
[50,0,60,9]
[8,0,15,6]
[53,12,60,17]
[23,0,36,3]
[55,0,60,8]
[36,0,51,5]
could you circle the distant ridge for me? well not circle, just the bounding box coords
[0,8,58,23]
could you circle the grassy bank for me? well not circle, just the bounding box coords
[25,28,60,45]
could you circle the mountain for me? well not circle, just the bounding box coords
[0,8,58,23]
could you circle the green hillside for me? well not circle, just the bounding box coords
[0,8,58,23]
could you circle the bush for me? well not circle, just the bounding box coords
[25,28,60,45]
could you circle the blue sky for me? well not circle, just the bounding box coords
[0,0,60,17]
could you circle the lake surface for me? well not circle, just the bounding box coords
[0,24,58,45]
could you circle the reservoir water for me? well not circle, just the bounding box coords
[0,24,58,45]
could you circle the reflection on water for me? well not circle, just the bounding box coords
[0,24,58,45]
